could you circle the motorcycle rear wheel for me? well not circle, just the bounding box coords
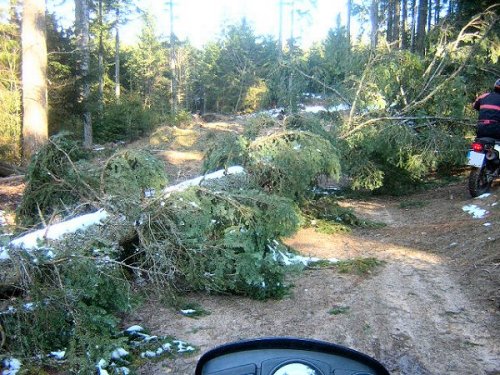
[468,166,492,198]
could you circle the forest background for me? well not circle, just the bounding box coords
[0,0,498,170]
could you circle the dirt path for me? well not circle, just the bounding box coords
[134,181,499,374]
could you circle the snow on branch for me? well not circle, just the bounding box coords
[163,166,245,194]
[9,209,109,250]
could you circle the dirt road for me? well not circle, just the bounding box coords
[136,182,500,374]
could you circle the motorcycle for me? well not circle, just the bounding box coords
[467,137,500,197]
[195,337,390,375]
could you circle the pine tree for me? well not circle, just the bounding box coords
[75,0,92,148]
[22,0,48,161]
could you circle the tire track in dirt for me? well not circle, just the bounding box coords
[336,246,499,374]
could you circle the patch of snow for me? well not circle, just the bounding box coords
[115,368,130,375]
[96,359,109,375]
[476,193,491,199]
[140,351,157,359]
[492,202,498,207]
[144,188,156,198]
[111,348,129,360]
[49,350,66,360]
[462,204,488,219]
[2,358,21,375]
[0,210,7,227]
[0,247,9,261]
[174,340,195,353]
[181,309,196,315]
[23,303,36,311]
[303,105,327,113]
[271,248,321,266]
[163,166,245,194]
[483,222,492,227]
[0,306,17,315]
[125,325,144,333]
[9,210,109,250]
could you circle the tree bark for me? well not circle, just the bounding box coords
[387,0,394,43]
[370,0,379,49]
[434,0,441,24]
[347,0,352,46]
[75,0,92,149]
[169,0,177,114]
[98,0,104,115]
[410,0,416,51]
[115,7,121,100]
[415,0,427,54]
[21,0,48,162]
[401,0,408,49]
[393,0,400,47]
[427,0,432,32]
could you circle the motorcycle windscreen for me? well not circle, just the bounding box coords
[467,151,485,168]
[195,337,390,375]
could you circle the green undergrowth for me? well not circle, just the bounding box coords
[335,257,384,275]
[1,246,133,372]
[308,257,384,275]
[328,305,350,315]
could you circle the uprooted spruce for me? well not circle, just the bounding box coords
[203,129,341,201]
[134,175,301,300]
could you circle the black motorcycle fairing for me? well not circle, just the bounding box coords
[195,337,390,375]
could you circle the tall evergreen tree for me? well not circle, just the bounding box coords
[75,0,92,148]
[22,0,48,161]
[415,0,427,54]
[0,5,22,163]
[370,0,379,49]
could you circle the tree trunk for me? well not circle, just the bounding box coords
[21,0,48,162]
[386,0,394,43]
[410,0,417,52]
[169,0,177,114]
[278,0,284,52]
[415,0,427,54]
[427,0,432,32]
[115,7,121,100]
[401,0,408,49]
[370,0,379,49]
[347,0,352,46]
[98,0,104,116]
[75,0,92,149]
[434,0,441,24]
[393,0,400,47]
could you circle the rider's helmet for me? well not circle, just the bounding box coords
[495,78,500,93]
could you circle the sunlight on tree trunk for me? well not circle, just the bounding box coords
[22,0,48,162]
[75,0,92,149]
[115,7,121,100]
[370,0,379,49]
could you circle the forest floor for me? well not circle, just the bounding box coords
[1,117,499,374]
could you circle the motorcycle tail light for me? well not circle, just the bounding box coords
[472,143,483,152]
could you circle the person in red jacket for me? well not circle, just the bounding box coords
[473,79,500,139]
